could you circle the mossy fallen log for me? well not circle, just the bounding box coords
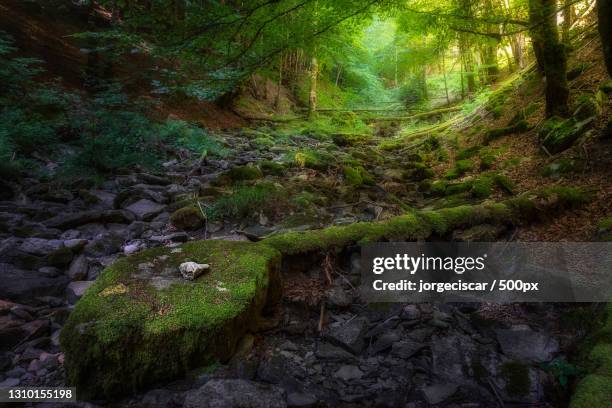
[61,186,589,400]
[365,106,461,122]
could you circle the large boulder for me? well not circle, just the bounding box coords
[61,240,282,400]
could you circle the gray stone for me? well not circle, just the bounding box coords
[63,239,88,252]
[183,379,286,408]
[287,392,318,408]
[0,377,20,387]
[44,210,133,229]
[325,317,369,354]
[315,342,355,361]
[66,281,94,304]
[495,325,558,362]
[400,305,421,320]
[333,365,364,381]
[125,199,166,221]
[326,286,352,308]
[421,383,458,405]
[391,339,426,359]
[0,263,69,303]
[84,232,124,257]
[67,255,88,281]
[371,330,401,354]
[18,238,64,256]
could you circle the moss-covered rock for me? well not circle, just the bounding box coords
[445,159,473,180]
[226,165,264,182]
[259,160,285,176]
[61,241,282,400]
[485,120,530,142]
[573,92,603,121]
[343,166,374,186]
[170,206,205,230]
[539,116,593,154]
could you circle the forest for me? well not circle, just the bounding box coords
[0,0,611,407]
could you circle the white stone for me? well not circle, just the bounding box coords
[179,261,209,280]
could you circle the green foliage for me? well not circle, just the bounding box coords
[343,165,374,186]
[541,358,577,387]
[206,183,286,221]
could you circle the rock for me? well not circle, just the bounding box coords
[316,342,355,361]
[371,330,401,354]
[183,379,286,408]
[287,392,318,408]
[421,383,458,405]
[400,305,421,320]
[179,262,210,280]
[66,281,94,304]
[170,206,204,231]
[63,239,88,252]
[123,241,144,255]
[326,286,352,308]
[38,266,60,277]
[0,377,20,387]
[242,225,274,241]
[495,325,559,362]
[0,264,69,303]
[18,238,65,257]
[67,255,88,281]
[333,365,364,381]
[391,339,426,359]
[43,210,133,230]
[325,317,369,354]
[84,232,125,257]
[125,199,166,221]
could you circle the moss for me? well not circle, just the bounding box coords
[569,375,612,408]
[405,162,434,181]
[573,93,602,121]
[430,180,448,196]
[471,176,493,198]
[252,137,274,149]
[589,344,612,377]
[596,217,612,241]
[206,183,285,221]
[542,158,578,178]
[446,159,473,179]
[259,160,285,176]
[332,133,372,146]
[539,116,593,154]
[343,166,375,186]
[493,174,515,195]
[446,180,474,196]
[226,165,263,182]
[456,146,481,160]
[170,206,205,230]
[485,120,530,142]
[289,149,333,170]
[500,362,531,397]
[61,240,282,400]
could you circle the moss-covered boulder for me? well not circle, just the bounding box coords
[343,166,375,186]
[226,165,264,182]
[539,116,594,154]
[170,206,205,230]
[61,240,281,400]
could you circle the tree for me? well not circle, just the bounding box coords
[599,0,612,77]
[528,0,569,117]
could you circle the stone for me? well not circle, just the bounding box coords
[422,383,458,405]
[18,238,64,257]
[325,317,369,354]
[326,286,352,308]
[67,255,88,281]
[43,210,133,229]
[287,392,318,408]
[183,379,286,408]
[179,262,210,280]
[400,305,421,320]
[0,264,69,303]
[371,330,401,354]
[125,199,166,221]
[391,339,426,359]
[316,342,355,361]
[333,365,364,381]
[63,239,88,252]
[495,325,559,363]
[66,281,94,304]
[84,232,125,257]
[0,377,20,387]
[170,206,204,231]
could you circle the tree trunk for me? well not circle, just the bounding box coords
[441,51,450,104]
[561,0,572,44]
[275,53,283,110]
[308,55,318,115]
[599,0,612,77]
[528,0,570,117]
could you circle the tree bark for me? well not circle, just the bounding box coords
[308,55,318,115]
[599,0,612,77]
[528,0,570,117]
